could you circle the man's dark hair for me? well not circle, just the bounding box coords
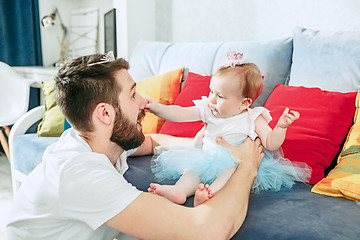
[55,54,129,132]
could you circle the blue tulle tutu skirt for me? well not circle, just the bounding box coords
[151,145,311,193]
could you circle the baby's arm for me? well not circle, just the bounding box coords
[193,124,207,147]
[255,108,300,151]
[145,98,201,122]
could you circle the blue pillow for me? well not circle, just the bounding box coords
[289,27,360,92]
[212,38,293,107]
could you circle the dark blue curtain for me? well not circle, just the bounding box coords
[0,0,42,109]
[0,0,43,153]
[0,0,42,66]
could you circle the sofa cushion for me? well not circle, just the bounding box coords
[213,38,293,107]
[13,134,59,175]
[124,154,360,239]
[128,41,173,81]
[137,67,184,134]
[289,27,360,92]
[129,41,222,80]
[37,80,71,137]
[312,90,360,201]
[264,84,357,185]
[159,72,211,137]
[159,42,222,76]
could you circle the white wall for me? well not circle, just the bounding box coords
[67,0,113,57]
[113,0,156,59]
[39,0,360,66]
[39,0,113,66]
[127,0,156,58]
[39,0,155,66]
[39,0,72,66]
[157,0,360,42]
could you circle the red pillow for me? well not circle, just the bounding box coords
[264,84,357,185]
[159,72,211,137]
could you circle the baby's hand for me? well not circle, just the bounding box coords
[193,124,207,147]
[144,97,161,114]
[276,108,300,129]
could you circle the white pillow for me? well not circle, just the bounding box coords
[289,27,360,92]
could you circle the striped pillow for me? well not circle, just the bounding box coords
[311,90,360,201]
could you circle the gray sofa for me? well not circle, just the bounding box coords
[9,27,360,239]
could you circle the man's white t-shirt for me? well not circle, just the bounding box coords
[7,128,142,240]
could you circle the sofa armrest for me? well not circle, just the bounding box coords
[9,105,45,161]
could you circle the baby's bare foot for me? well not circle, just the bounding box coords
[194,183,213,207]
[148,183,186,204]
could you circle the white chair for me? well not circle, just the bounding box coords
[9,105,48,193]
[0,61,31,160]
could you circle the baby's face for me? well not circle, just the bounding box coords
[208,75,246,118]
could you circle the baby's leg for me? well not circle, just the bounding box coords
[194,167,236,206]
[148,170,200,204]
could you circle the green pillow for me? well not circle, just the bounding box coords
[37,80,70,137]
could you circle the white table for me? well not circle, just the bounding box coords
[12,66,59,104]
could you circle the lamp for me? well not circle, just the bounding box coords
[41,7,68,64]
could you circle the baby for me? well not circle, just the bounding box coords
[146,50,311,206]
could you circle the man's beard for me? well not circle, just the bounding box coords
[110,107,145,150]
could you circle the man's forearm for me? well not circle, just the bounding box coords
[221,164,257,236]
[132,134,194,156]
[196,162,257,238]
[194,137,262,238]
[107,164,257,240]
[149,134,194,148]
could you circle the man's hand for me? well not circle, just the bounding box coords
[216,137,264,173]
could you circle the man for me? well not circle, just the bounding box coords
[7,52,263,240]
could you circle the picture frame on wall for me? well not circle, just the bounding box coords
[104,8,117,58]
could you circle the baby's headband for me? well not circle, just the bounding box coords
[88,51,115,66]
[223,48,249,68]
[223,49,264,79]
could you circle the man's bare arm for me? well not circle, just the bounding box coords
[132,134,194,156]
[107,138,263,239]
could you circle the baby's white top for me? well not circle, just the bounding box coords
[193,96,272,154]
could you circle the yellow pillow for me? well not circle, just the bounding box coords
[137,67,184,134]
[311,90,360,201]
[37,80,69,137]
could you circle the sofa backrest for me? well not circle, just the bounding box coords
[129,38,293,107]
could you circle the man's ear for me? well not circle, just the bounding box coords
[94,103,113,125]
